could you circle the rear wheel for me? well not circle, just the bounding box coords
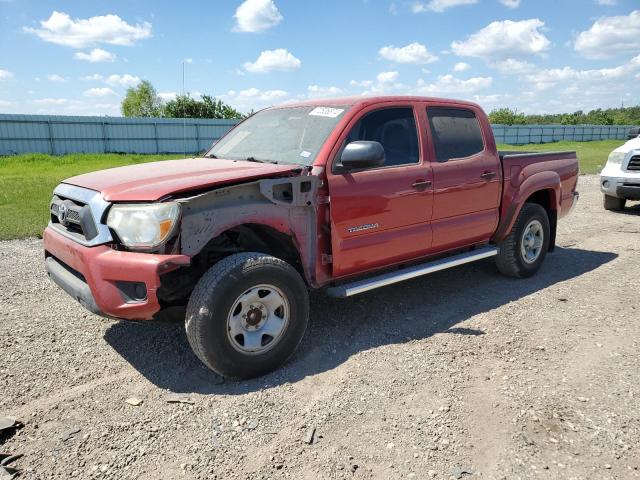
[603,195,625,211]
[185,252,309,378]
[496,203,550,278]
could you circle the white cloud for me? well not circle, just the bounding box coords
[451,19,551,60]
[379,42,438,64]
[65,102,120,116]
[512,57,639,114]
[74,48,116,63]
[224,87,289,111]
[470,93,508,111]
[31,98,69,105]
[307,85,344,97]
[411,0,478,13]
[596,0,617,5]
[492,58,535,74]
[499,0,521,7]
[0,69,14,81]
[233,0,283,32]
[524,54,640,91]
[353,72,405,96]
[47,74,66,82]
[105,74,140,87]
[0,100,13,108]
[243,48,301,73]
[158,92,177,101]
[24,11,152,48]
[28,98,120,115]
[377,71,399,83]
[80,74,103,81]
[349,79,373,88]
[574,10,640,59]
[83,87,116,97]
[414,74,493,95]
[453,62,470,72]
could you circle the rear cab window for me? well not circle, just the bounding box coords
[426,107,485,162]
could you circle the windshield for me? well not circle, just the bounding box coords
[207,105,349,166]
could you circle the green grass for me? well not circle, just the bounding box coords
[497,139,622,175]
[0,153,183,240]
[0,140,625,239]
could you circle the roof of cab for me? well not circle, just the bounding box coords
[269,95,483,111]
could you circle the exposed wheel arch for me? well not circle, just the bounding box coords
[157,223,305,308]
[210,223,304,274]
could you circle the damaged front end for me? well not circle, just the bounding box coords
[156,170,329,312]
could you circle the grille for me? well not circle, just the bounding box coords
[49,184,113,246]
[50,196,97,240]
[628,155,640,171]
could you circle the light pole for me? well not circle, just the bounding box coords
[182,60,187,158]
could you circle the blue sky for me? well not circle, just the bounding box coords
[0,0,639,116]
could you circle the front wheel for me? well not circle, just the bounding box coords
[603,195,625,211]
[496,203,550,278]
[185,252,309,379]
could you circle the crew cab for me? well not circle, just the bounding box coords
[44,96,579,378]
[600,135,640,211]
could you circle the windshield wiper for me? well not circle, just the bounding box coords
[245,157,277,164]
[206,153,218,158]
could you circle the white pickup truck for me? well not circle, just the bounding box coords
[600,136,640,210]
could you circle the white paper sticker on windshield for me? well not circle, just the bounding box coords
[309,107,344,118]
[216,130,251,155]
[299,150,311,158]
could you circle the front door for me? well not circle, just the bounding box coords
[327,106,434,278]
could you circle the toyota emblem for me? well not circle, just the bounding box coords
[58,203,69,225]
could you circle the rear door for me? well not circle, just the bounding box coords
[425,105,501,250]
[326,105,434,277]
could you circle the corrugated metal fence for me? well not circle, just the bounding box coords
[0,114,635,155]
[491,124,633,145]
[0,114,239,155]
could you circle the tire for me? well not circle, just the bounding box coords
[185,252,309,379]
[496,203,550,278]
[603,195,626,211]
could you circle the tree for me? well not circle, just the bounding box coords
[488,108,526,125]
[121,80,163,117]
[163,94,243,119]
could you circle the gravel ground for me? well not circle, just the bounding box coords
[1,175,639,480]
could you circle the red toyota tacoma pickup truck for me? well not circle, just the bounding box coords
[44,96,579,378]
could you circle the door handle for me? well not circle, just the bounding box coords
[481,171,497,180]
[412,180,432,189]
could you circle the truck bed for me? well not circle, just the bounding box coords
[494,149,580,240]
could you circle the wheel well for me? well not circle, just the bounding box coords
[157,224,303,307]
[525,189,557,252]
[213,224,303,272]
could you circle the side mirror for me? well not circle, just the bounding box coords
[340,141,385,170]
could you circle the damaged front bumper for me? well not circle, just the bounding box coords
[44,226,190,320]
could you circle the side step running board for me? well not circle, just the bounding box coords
[326,246,498,298]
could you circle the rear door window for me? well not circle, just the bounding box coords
[426,107,484,162]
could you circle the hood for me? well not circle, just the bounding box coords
[62,157,301,202]
[618,136,640,153]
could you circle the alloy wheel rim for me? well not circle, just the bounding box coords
[226,284,290,355]
[520,219,544,264]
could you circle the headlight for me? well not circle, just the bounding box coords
[107,202,180,249]
[607,151,625,165]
